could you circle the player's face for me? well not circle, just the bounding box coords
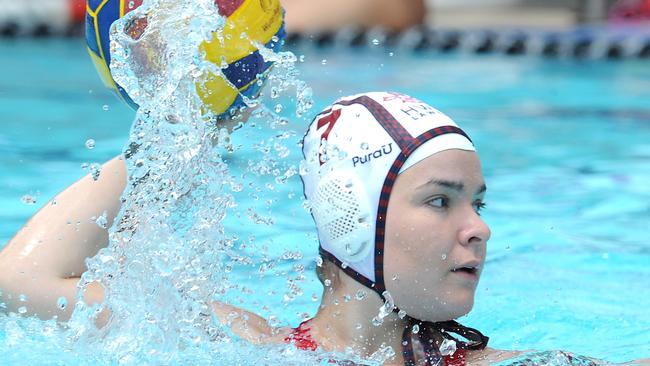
[384,149,490,322]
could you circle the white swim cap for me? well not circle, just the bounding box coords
[301,92,475,294]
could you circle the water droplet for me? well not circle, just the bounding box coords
[18,306,27,314]
[230,182,243,192]
[95,211,108,229]
[315,256,323,267]
[99,254,114,264]
[372,316,383,326]
[19,294,28,302]
[441,253,447,260]
[355,323,363,330]
[343,294,352,302]
[324,279,332,287]
[355,290,366,300]
[411,324,420,334]
[21,194,37,205]
[372,38,380,46]
[398,310,407,319]
[389,52,394,57]
[89,163,102,181]
[57,297,68,310]
[85,139,96,149]
[381,291,394,313]
[128,0,135,8]
[341,262,349,269]
[267,315,280,327]
[440,339,457,356]
[321,59,327,65]
[311,293,319,302]
[360,142,369,150]
[102,105,109,111]
[274,104,283,113]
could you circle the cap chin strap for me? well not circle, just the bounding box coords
[401,317,489,366]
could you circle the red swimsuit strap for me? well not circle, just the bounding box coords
[285,319,473,365]
[444,349,468,366]
[284,320,319,351]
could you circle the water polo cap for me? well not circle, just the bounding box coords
[301,91,475,295]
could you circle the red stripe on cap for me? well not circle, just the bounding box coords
[69,0,86,23]
[124,0,144,15]
[315,109,342,165]
[216,0,246,17]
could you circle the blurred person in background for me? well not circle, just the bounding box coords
[609,0,650,22]
[281,0,426,33]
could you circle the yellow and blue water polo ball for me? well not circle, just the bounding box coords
[85,0,285,117]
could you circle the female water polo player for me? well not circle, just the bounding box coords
[0,92,506,365]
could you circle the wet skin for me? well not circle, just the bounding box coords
[384,149,490,323]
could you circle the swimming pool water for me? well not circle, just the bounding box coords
[1,39,649,363]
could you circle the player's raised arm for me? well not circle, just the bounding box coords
[0,156,126,321]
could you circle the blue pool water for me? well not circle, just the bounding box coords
[1,38,649,363]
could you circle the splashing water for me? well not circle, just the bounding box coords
[64,1,243,363]
[372,291,395,327]
[67,0,323,363]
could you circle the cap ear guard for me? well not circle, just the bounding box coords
[311,170,374,264]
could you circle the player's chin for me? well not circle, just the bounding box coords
[452,294,476,318]
[439,290,477,321]
[407,293,476,323]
